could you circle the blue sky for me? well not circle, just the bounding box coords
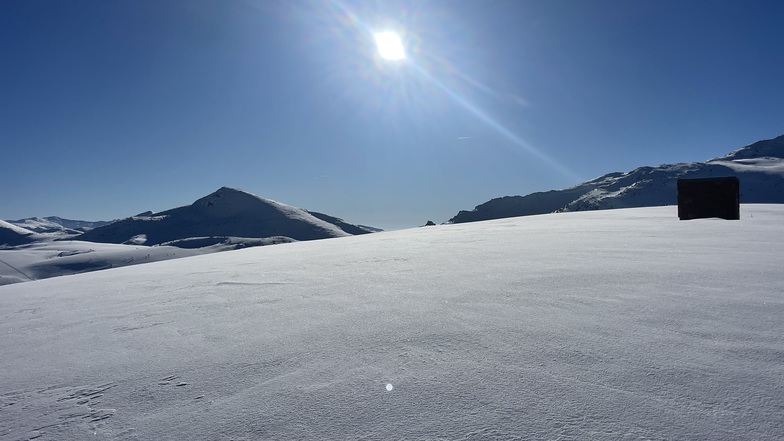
[2,0,783,229]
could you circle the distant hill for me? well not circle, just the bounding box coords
[0,220,42,247]
[42,216,114,231]
[73,187,359,246]
[7,216,114,236]
[447,134,784,224]
[1,187,381,283]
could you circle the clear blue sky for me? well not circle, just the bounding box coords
[2,0,783,229]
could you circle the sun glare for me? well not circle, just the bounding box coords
[374,32,406,60]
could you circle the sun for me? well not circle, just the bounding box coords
[374,31,406,60]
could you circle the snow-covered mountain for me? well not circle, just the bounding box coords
[1,188,381,284]
[2,205,783,440]
[8,216,114,235]
[448,134,784,224]
[73,187,363,246]
[0,220,43,247]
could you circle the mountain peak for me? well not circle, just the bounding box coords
[192,186,272,211]
[198,186,267,203]
[74,187,353,246]
[214,186,251,196]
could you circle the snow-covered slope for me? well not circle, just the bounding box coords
[0,241,202,286]
[7,217,82,236]
[0,220,43,247]
[306,211,381,235]
[2,205,783,440]
[448,134,784,223]
[0,237,300,286]
[8,217,113,235]
[715,134,784,161]
[1,189,375,284]
[73,187,352,246]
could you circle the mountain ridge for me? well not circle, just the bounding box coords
[447,134,784,224]
[0,220,41,247]
[72,187,361,246]
[6,216,113,236]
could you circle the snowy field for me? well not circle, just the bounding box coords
[0,236,295,286]
[0,241,200,286]
[1,205,783,440]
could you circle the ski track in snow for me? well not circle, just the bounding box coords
[1,205,783,440]
[0,258,32,281]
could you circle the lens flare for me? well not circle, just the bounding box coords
[323,0,581,182]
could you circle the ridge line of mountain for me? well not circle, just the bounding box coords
[5,135,784,238]
[446,134,784,224]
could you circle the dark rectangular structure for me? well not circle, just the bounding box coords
[677,177,740,220]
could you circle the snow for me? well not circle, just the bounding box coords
[0,220,42,247]
[74,187,351,246]
[0,220,36,238]
[1,205,783,440]
[709,157,784,175]
[5,217,75,235]
[0,241,201,285]
[1,187,376,286]
[0,237,299,286]
[711,134,784,161]
[448,135,784,223]
[7,217,113,236]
